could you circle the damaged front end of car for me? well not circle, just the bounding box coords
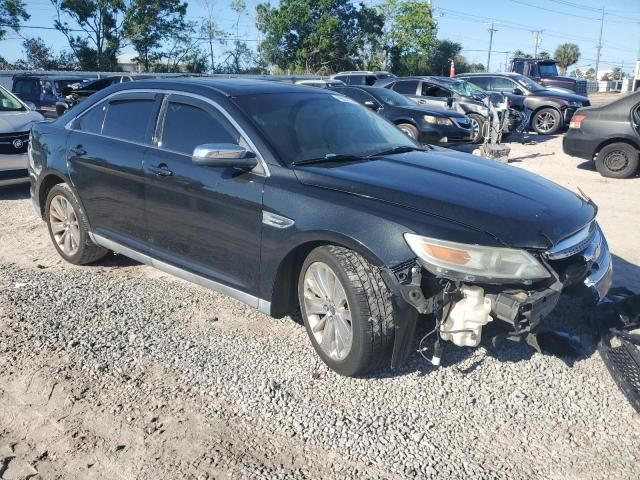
[382,221,613,368]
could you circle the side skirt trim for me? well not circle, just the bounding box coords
[92,233,272,315]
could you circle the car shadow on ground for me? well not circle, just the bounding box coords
[0,183,30,200]
[577,160,596,171]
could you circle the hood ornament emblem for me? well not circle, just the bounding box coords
[12,138,24,149]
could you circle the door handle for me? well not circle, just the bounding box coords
[70,145,86,156]
[149,164,173,177]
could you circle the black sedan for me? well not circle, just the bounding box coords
[329,85,472,146]
[29,79,611,376]
[563,91,640,178]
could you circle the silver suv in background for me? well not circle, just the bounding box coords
[0,86,44,187]
[330,71,396,86]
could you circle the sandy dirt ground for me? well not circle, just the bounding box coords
[1,116,639,479]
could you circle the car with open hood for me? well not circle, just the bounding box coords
[0,85,44,187]
[28,78,612,376]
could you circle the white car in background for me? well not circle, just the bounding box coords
[0,86,44,187]
[294,79,346,88]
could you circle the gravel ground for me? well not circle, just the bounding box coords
[1,133,639,479]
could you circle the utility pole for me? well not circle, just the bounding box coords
[595,6,605,81]
[532,30,543,57]
[504,51,510,71]
[486,21,497,72]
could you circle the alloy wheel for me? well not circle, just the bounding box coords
[399,126,416,139]
[469,117,480,140]
[49,195,81,257]
[535,111,556,133]
[302,262,353,361]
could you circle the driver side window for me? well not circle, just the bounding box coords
[421,83,450,98]
[161,101,242,156]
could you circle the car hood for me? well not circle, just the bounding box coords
[394,104,466,119]
[531,89,588,103]
[293,149,596,249]
[0,110,44,133]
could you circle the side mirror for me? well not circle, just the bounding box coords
[512,88,524,95]
[446,96,454,108]
[363,100,380,110]
[192,143,258,169]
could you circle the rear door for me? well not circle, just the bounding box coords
[144,94,265,294]
[67,92,162,250]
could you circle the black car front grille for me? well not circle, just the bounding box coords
[0,131,29,155]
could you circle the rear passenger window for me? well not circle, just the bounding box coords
[77,102,107,134]
[161,102,240,155]
[102,99,156,143]
[421,84,450,98]
[392,80,419,94]
[466,77,489,89]
[13,79,39,95]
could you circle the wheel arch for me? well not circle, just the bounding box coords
[268,235,386,319]
[594,137,640,159]
[393,118,419,128]
[37,172,67,218]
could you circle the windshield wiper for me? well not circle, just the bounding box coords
[365,145,430,157]
[291,153,367,166]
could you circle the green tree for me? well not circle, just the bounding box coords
[554,42,580,75]
[379,0,437,75]
[124,0,188,72]
[19,37,78,70]
[257,0,383,74]
[428,39,461,76]
[583,67,595,80]
[512,49,532,59]
[199,0,224,73]
[538,50,551,60]
[51,0,125,70]
[0,0,29,40]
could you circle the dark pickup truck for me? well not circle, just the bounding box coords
[510,58,588,96]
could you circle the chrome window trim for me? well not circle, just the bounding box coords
[91,233,272,315]
[64,88,270,177]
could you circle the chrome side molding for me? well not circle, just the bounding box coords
[92,233,272,315]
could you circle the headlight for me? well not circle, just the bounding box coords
[567,101,581,107]
[404,233,551,283]
[424,115,453,125]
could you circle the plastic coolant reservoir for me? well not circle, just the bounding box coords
[440,285,493,347]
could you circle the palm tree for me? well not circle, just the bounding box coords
[554,43,581,75]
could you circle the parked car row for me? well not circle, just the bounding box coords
[27,78,613,376]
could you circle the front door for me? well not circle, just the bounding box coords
[67,92,162,251]
[144,94,265,295]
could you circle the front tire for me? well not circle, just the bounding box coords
[595,143,639,179]
[45,183,108,265]
[397,123,419,140]
[532,108,561,135]
[298,246,394,376]
[467,113,486,143]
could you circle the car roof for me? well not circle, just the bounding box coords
[13,74,88,80]
[107,77,333,97]
[457,72,520,77]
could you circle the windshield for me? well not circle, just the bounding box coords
[370,88,415,106]
[538,63,559,77]
[234,92,417,166]
[447,80,486,97]
[0,86,25,112]
[512,74,545,92]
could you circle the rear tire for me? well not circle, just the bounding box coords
[45,183,109,265]
[467,113,486,143]
[397,123,419,140]
[298,246,394,377]
[595,143,639,179]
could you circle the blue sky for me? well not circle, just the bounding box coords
[2,0,639,74]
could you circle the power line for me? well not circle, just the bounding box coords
[486,21,497,72]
